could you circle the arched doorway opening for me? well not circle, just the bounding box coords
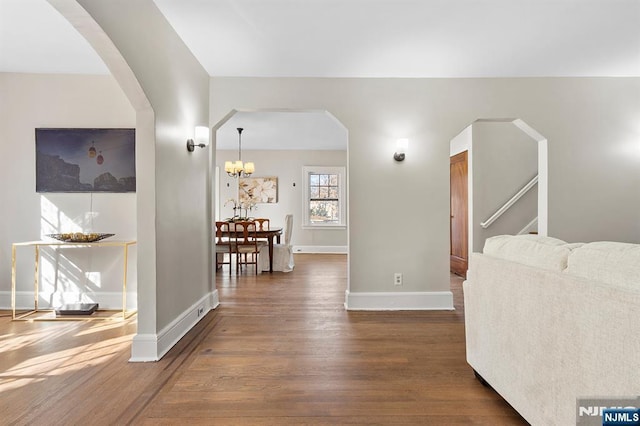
[210,109,349,281]
[449,118,548,277]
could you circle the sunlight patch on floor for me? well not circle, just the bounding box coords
[0,332,131,393]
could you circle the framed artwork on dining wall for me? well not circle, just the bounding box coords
[239,176,278,204]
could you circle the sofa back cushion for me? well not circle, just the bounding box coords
[483,234,580,272]
[565,241,640,291]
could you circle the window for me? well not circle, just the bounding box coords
[302,166,346,228]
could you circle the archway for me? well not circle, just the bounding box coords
[449,118,548,274]
[50,0,212,362]
[210,108,349,282]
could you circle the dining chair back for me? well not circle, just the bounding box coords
[232,221,267,275]
[215,221,234,275]
[254,218,270,231]
[253,218,271,244]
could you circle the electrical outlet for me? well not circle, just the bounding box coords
[394,273,403,286]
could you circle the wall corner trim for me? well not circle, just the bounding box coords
[129,333,159,362]
[344,290,454,311]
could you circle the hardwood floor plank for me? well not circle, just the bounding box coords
[0,254,526,425]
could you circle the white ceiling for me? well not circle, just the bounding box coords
[154,0,640,79]
[215,111,347,150]
[1,0,639,149]
[0,0,109,74]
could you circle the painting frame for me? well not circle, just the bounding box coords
[239,176,278,204]
[35,128,136,193]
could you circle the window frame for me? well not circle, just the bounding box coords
[302,166,346,229]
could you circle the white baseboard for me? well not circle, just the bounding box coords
[293,245,347,254]
[344,290,454,311]
[128,334,159,363]
[0,290,137,310]
[129,289,219,362]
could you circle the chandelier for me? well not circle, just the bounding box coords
[225,127,255,178]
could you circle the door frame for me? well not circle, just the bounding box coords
[450,150,468,277]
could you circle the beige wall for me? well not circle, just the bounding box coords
[75,0,211,359]
[211,77,640,301]
[0,73,136,309]
[3,7,639,351]
[3,71,638,315]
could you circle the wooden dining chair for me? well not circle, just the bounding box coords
[232,221,267,275]
[253,218,271,243]
[215,221,234,275]
[254,218,270,231]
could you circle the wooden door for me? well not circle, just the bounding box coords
[450,151,468,277]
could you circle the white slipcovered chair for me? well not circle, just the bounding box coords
[260,214,294,272]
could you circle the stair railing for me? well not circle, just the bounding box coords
[480,175,538,229]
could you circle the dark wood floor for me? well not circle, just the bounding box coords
[0,254,526,425]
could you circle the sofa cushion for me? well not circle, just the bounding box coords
[565,241,640,291]
[482,234,580,272]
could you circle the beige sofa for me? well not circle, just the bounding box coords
[463,235,640,425]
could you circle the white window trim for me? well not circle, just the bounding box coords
[302,166,346,229]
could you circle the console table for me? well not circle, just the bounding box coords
[11,239,137,321]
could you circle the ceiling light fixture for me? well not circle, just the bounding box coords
[225,128,255,178]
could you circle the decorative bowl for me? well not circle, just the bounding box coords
[46,233,115,243]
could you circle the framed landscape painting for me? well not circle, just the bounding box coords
[239,176,278,204]
[35,128,136,193]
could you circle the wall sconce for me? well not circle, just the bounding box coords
[186,126,210,152]
[394,138,408,161]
